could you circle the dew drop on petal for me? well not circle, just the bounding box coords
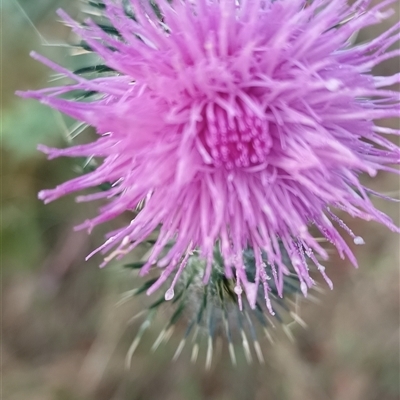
[300,281,308,297]
[266,297,275,316]
[325,79,341,91]
[234,285,243,295]
[165,288,175,301]
[353,236,365,245]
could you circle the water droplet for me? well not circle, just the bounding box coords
[291,255,301,265]
[266,298,275,315]
[325,79,341,91]
[121,236,130,246]
[299,225,308,234]
[234,285,243,295]
[353,236,365,245]
[300,282,308,297]
[165,288,174,301]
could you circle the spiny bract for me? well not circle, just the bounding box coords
[122,245,308,367]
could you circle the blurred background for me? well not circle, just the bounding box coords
[2,1,399,399]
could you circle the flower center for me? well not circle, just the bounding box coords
[199,100,272,169]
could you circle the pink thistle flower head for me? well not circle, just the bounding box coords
[19,0,400,310]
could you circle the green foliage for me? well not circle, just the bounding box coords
[2,102,62,161]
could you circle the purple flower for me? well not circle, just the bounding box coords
[19,0,399,310]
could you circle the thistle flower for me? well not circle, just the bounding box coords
[19,0,399,310]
